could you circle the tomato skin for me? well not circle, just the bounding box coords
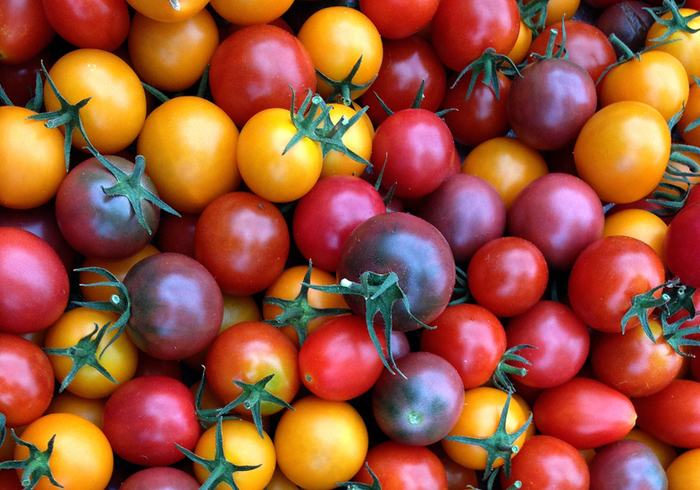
[194,192,290,296]
[358,0,439,40]
[431,0,520,72]
[646,8,700,83]
[42,0,129,51]
[533,377,637,450]
[372,351,464,446]
[664,202,700,288]
[120,467,200,490]
[568,236,665,333]
[0,332,54,428]
[44,391,106,430]
[594,1,654,56]
[602,208,667,265]
[667,448,700,490]
[588,440,668,490]
[102,376,200,466]
[292,175,386,273]
[299,315,385,401]
[353,441,448,490]
[337,212,456,331]
[0,227,69,335]
[209,24,316,128]
[205,321,300,416]
[123,253,224,360]
[419,303,506,390]
[507,173,605,270]
[0,0,55,65]
[55,156,161,261]
[274,396,369,490]
[467,237,549,318]
[500,435,590,490]
[633,379,700,448]
[505,301,590,389]
[125,0,209,22]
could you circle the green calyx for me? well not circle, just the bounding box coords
[26,62,92,171]
[517,0,549,37]
[304,270,434,377]
[530,20,568,62]
[42,322,118,393]
[444,392,532,489]
[597,34,680,86]
[453,48,522,102]
[449,266,470,306]
[86,147,180,234]
[336,463,382,490]
[621,278,698,355]
[263,261,351,346]
[176,418,261,490]
[284,88,373,169]
[0,72,44,112]
[647,143,700,218]
[646,0,700,42]
[0,413,5,447]
[492,344,537,393]
[72,267,131,355]
[0,431,63,490]
[317,55,376,107]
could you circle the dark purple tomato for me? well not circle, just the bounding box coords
[358,35,446,127]
[595,1,655,57]
[589,440,668,490]
[507,58,598,151]
[209,24,316,128]
[55,155,161,260]
[102,376,200,467]
[0,50,55,106]
[0,201,77,272]
[120,466,200,490]
[372,351,464,446]
[417,174,506,264]
[505,301,590,389]
[292,175,386,273]
[123,252,224,360]
[507,173,605,270]
[337,212,456,331]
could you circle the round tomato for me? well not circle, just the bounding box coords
[42,0,130,51]
[0,333,54,428]
[358,0,439,40]
[125,0,209,22]
[137,96,240,214]
[209,0,293,25]
[120,467,200,490]
[667,448,700,490]
[14,413,113,490]
[573,101,671,204]
[0,227,69,335]
[0,0,55,65]
[594,1,654,56]
[274,396,368,490]
[664,201,700,288]
[102,375,200,466]
[128,8,219,92]
[646,7,700,83]
[44,307,138,399]
[319,103,373,178]
[588,439,668,490]
[0,106,65,210]
[602,208,667,264]
[44,48,147,155]
[43,391,106,430]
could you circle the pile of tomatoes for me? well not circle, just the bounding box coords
[2,0,700,488]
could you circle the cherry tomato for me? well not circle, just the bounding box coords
[588,439,668,490]
[125,0,209,22]
[602,208,667,264]
[664,201,700,288]
[209,0,293,25]
[358,0,439,40]
[646,7,700,83]
[0,0,55,65]
[42,0,130,51]
[120,467,200,490]
[667,448,700,490]
[43,391,106,430]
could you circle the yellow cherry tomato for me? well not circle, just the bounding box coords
[507,20,533,65]
[43,392,106,430]
[209,0,294,26]
[667,448,700,490]
[679,82,700,146]
[319,103,373,178]
[646,8,700,83]
[125,0,209,23]
[603,209,668,264]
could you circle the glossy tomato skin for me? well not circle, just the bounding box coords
[358,36,446,127]
[664,202,700,288]
[0,227,69,335]
[633,379,700,448]
[431,0,520,71]
[500,435,590,490]
[467,236,549,318]
[55,156,161,260]
[372,351,464,446]
[588,440,668,490]
[120,467,200,490]
[533,377,637,449]
[42,0,130,51]
[371,109,455,199]
[568,236,665,333]
[299,315,385,401]
[505,301,590,389]
[102,375,200,466]
[337,212,455,331]
[292,175,386,273]
[595,1,654,56]
[417,174,506,264]
[0,332,54,427]
[419,303,506,389]
[353,441,448,490]
[123,253,224,360]
[0,0,55,65]
[358,0,440,40]
[209,24,316,128]
[507,173,605,270]
[194,192,290,296]
[507,58,597,151]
